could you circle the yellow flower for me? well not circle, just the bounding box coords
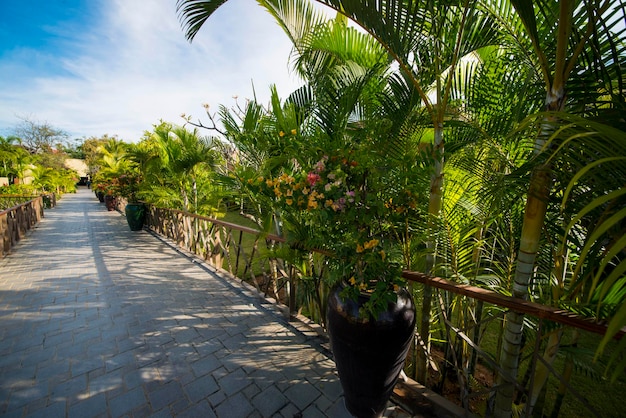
[302,187,309,195]
[291,129,297,135]
[359,283,368,291]
[325,199,333,207]
[364,239,379,250]
[286,189,293,197]
[307,199,318,210]
[274,188,282,198]
[379,250,386,261]
[279,131,285,137]
[349,276,357,285]
[266,179,274,187]
[286,198,293,206]
[356,244,364,253]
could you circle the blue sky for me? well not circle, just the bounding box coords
[0,0,305,142]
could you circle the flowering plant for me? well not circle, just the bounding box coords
[113,172,143,202]
[244,146,419,317]
[94,181,115,196]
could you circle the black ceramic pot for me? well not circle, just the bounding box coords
[327,286,416,418]
[125,202,145,231]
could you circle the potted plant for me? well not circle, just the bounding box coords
[94,183,105,202]
[103,182,117,211]
[244,144,417,418]
[115,172,145,231]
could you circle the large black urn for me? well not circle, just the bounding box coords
[327,286,416,418]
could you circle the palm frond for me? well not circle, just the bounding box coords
[176,0,229,42]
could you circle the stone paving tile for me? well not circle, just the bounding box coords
[0,188,423,418]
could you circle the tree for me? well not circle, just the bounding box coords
[0,135,28,183]
[81,134,119,179]
[147,123,221,213]
[484,1,626,415]
[13,116,68,154]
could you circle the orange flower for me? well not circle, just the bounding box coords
[363,239,379,250]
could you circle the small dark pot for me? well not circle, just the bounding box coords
[125,203,145,231]
[327,286,416,418]
[104,195,116,211]
[97,191,105,202]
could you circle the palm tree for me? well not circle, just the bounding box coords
[481,2,626,415]
[149,124,220,213]
[0,136,27,184]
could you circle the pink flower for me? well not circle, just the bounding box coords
[307,172,321,186]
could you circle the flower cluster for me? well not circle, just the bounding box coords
[113,172,143,202]
[251,155,358,215]
[244,150,414,316]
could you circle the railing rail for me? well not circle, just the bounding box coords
[145,205,622,417]
[0,196,45,257]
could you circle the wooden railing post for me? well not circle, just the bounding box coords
[1,212,9,257]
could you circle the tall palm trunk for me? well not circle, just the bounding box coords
[417,120,444,382]
[490,0,608,413]
[493,83,563,418]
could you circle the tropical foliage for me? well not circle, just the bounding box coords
[175,0,626,416]
[0,130,78,195]
[88,124,225,215]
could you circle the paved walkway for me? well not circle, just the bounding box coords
[0,188,416,418]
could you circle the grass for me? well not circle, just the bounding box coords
[215,211,283,291]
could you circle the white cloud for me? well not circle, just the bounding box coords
[0,0,303,141]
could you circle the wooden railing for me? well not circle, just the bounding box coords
[0,196,45,257]
[145,205,622,417]
[146,206,291,306]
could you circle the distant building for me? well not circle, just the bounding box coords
[64,159,89,184]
